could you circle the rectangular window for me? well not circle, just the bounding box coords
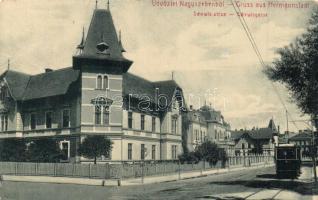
[30,113,36,130]
[171,116,178,134]
[95,106,101,125]
[128,143,132,160]
[195,130,198,141]
[141,114,145,131]
[103,106,110,125]
[62,109,70,128]
[1,115,4,131]
[171,145,177,159]
[200,130,202,142]
[141,144,145,160]
[60,141,70,160]
[152,145,156,160]
[152,117,156,133]
[128,112,133,129]
[45,112,52,129]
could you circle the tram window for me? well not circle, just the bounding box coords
[277,148,296,159]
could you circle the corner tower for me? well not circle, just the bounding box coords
[73,6,132,161]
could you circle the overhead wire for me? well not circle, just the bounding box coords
[229,0,300,130]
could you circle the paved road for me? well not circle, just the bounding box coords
[0,166,316,200]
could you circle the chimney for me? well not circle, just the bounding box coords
[45,68,53,73]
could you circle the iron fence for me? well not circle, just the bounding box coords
[0,155,274,179]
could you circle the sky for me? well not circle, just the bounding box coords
[0,0,316,132]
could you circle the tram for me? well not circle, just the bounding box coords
[275,144,301,178]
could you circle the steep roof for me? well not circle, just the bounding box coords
[122,73,182,106]
[289,132,312,141]
[79,9,126,61]
[231,130,245,140]
[249,128,273,140]
[0,68,80,101]
[268,119,277,131]
[231,127,274,141]
[1,69,181,104]
[22,68,80,100]
[1,70,30,100]
[73,8,133,72]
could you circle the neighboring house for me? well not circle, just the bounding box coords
[185,105,234,155]
[231,119,278,156]
[288,130,315,157]
[0,7,185,162]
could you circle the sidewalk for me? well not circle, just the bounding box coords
[1,163,274,187]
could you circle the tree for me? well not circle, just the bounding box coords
[195,141,222,166]
[264,7,318,125]
[78,135,112,164]
[265,7,318,182]
[179,141,228,166]
[27,138,63,163]
[0,138,27,162]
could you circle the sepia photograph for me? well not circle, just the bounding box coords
[0,0,317,199]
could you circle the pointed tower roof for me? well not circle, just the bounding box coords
[268,118,277,131]
[73,8,132,72]
[118,30,126,53]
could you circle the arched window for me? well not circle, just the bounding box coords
[95,106,101,125]
[97,75,102,89]
[103,75,108,89]
[103,106,110,125]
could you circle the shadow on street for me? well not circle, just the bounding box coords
[208,177,317,196]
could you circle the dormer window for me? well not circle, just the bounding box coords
[96,33,110,55]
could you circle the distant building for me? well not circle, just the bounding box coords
[184,105,234,155]
[289,130,316,157]
[0,7,186,162]
[231,119,278,156]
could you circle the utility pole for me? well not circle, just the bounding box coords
[286,110,289,142]
[311,116,317,183]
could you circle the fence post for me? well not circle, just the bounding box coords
[15,162,18,175]
[54,163,57,177]
[141,162,144,184]
[104,163,108,179]
[72,163,75,177]
[35,163,38,176]
[88,163,91,179]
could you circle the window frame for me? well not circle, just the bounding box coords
[141,144,145,160]
[94,106,102,125]
[152,117,156,133]
[128,143,132,160]
[103,75,109,90]
[59,140,70,160]
[30,113,36,130]
[0,115,3,131]
[4,115,7,131]
[140,114,145,131]
[171,115,178,134]
[62,109,71,128]
[96,75,103,89]
[103,106,110,126]
[128,111,133,129]
[45,111,53,129]
[152,145,156,160]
